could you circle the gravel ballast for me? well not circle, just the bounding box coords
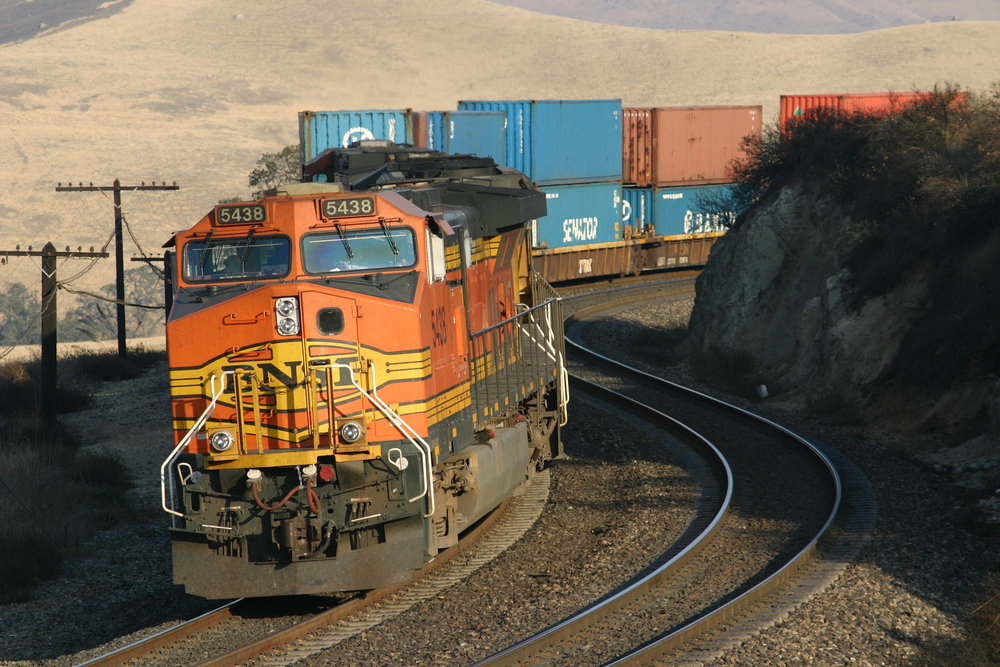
[2,289,997,666]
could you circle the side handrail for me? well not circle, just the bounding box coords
[160,371,234,517]
[509,297,570,425]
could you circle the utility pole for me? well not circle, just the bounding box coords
[56,179,179,357]
[0,243,109,425]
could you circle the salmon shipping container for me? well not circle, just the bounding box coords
[778,92,952,128]
[411,110,507,161]
[458,99,623,186]
[299,110,415,162]
[623,106,761,188]
[623,184,739,236]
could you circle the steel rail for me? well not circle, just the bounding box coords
[570,288,844,665]
[190,488,520,667]
[74,483,518,667]
[469,375,734,667]
[71,600,241,667]
[469,280,843,666]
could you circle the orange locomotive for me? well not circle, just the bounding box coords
[161,144,567,598]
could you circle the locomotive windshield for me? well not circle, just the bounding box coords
[183,235,291,282]
[302,225,416,274]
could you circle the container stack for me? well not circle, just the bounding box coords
[458,99,624,252]
[299,109,416,163]
[410,110,507,161]
[621,105,761,240]
[779,92,933,128]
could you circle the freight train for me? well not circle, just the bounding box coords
[296,93,940,284]
[299,101,759,283]
[160,144,568,598]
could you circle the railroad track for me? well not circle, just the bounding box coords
[73,276,874,667]
[72,472,550,667]
[461,277,875,666]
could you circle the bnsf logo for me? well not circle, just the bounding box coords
[219,361,307,391]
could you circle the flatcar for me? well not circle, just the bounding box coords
[160,144,568,599]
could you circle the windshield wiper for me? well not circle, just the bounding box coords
[238,228,257,267]
[198,231,215,270]
[378,219,399,256]
[365,270,415,290]
[334,223,354,259]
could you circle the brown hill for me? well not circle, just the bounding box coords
[0,0,998,296]
[486,0,1000,34]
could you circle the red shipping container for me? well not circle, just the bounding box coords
[623,106,761,187]
[779,92,958,128]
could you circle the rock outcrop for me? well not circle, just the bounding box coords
[687,179,998,459]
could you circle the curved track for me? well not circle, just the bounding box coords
[466,277,874,666]
[73,276,874,667]
[72,474,549,667]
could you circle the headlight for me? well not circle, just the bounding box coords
[275,297,299,335]
[276,298,297,316]
[210,430,234,452]
[339,421,363,444]
[277,317,299,335]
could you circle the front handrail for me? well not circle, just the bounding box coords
[160,371,234,517]
[328,362,436,519]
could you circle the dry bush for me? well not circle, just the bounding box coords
[728,83,1000,385]
[0,350,145,603]
[0,439,135,603]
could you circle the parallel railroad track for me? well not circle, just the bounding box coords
[73,276,874,667]
[463,278,875,666]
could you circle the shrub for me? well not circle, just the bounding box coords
[0,531,64,604]
[728,82,1000,384]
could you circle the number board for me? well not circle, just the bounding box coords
[323,197,375,218]
[217,204,266,225]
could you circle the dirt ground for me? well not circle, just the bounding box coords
[1,0,999,296]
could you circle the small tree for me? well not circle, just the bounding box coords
[0,281,42,347]
[59,266,165,342]
[248,145,301,198]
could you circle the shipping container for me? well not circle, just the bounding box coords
[411,110,506,160]
[299,110,413,163]
[623,106,761,187]
[779,92,953,128]
[652,183,737,236]
[621,187,653,232]
[531,182,622,250]
[624,184,738,236]
[458,99,623,186]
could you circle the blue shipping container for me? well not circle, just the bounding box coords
[532,182,622,250]
[621,187,653,232]
[425,111,506,161]
[640,184,738,236]
[457,99,622,186]
[299,110,413,162]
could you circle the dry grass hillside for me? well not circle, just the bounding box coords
[487,0,1000,34]
[1,0,999,296]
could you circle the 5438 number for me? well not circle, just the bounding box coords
[217,204,266,224]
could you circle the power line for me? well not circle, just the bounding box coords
[0,243,109,422]
[55,180,179,357]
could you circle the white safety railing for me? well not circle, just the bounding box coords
[160,371,234,518]
[328,362,436,518]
